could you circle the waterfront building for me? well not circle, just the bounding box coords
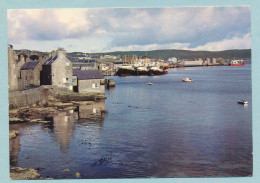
[20,56,44,87]
[183,60,203,66]
[40,48,73,90]
[73,69,105,94]
[8,45,25,91]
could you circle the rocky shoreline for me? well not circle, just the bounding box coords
[9,90,105,123]
[9,90,106,179]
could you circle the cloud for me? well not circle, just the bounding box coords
[8,9,92,41]
[7,7,251,52]
[104,42,191,52]
[191,33,251,51]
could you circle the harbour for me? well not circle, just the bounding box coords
[9,64,252,179]
[6,7,253,180]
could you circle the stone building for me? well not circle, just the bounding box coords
[8,45,25,91]
[20,56,44,87]
[73,69,105,94]
[40,48,73,90]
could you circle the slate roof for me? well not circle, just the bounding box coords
[43,55,58,65]
[73,69,104,80]
[67,56,77,62]
[21,61,39,70]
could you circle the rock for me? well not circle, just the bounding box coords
[72,101,94,105]
[9,131,19,138]
[9,109,20,114]
[48,97,58,102]
[9,117,25,123]
[54,102,74,107]
[29,119,42,123]
[10,167,40,179]
[75,172,81,177]
[64,169,70,172]
[38,120,51,123]
[63,106,77,111]
[46,101,54,107]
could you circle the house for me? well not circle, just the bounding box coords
[8,44,25,91]
[40,48,73,90]
[73,69,105,94]
[20,56,44,86]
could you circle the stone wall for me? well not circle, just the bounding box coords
[9,85,105,109]
[9,86,50,108]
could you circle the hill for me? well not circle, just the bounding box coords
[94,49,251,60]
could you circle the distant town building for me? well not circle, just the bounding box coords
[183,60,203,66]
[168,57,178,63]
[72,62,98,70]
[73,69,105,94]
[100,54,117,60]
[40,48,73,90]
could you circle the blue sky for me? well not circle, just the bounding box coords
[7,7,251,53]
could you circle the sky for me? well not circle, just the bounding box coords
[7,7,251,53]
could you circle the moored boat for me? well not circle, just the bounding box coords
[237,100,248,105]
[146,82,153,85]
[230,60,245,66]
[182,78,193,82]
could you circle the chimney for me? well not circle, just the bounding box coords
[49,50,56,58]
[57,48,66,58]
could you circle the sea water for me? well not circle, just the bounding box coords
[10,64,252,178]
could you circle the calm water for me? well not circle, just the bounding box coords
[10,65,252,179]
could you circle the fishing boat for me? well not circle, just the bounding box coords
[237,100,248,105]
[149,66,164,75]
[230,60,245,66]
[182,78,193,82]
[136,66,149,75]
[116,64,136,76]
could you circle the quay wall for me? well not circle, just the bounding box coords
[9,85,106,109]
[9,86,50,108]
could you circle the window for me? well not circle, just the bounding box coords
[63,78,69,83]
[92,83,98,88]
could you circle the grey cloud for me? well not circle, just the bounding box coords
[8,7,251,50]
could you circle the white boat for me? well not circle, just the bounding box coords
[146,82,153,85]
[237,100,248,105]
[182,78,193,82]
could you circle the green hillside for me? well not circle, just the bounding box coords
[94,49,251,60]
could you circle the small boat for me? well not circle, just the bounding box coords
[146,82,153,85]
[182,78,193,82]
[237,100,248,105]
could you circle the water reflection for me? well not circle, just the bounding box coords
[10,99,106,165]
[77,100,106,127]
[51,111,76,151]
